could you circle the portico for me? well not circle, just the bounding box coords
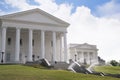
[69,43,98,64]
[0,8,69,63]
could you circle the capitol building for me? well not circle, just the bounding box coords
[68,43,98,64]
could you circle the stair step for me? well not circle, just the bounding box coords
[51,62,69,70]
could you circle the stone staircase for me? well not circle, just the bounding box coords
[25,59,69,69]
[68,62,91,74]
[25,59,51,68]
[50,62,69,70]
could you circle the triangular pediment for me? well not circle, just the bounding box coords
[79,45,94,49]
[76,43,97,50]
[0,8,69,27]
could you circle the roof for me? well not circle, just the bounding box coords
[0,8,70,27]
[69,43,98,50]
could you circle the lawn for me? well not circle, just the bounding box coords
[0,65,120,80]
[94,66,120,74]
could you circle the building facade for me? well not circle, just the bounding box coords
[68,43,98,65]
[0,8,69,63]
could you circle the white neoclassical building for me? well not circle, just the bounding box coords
[0,8,69,63]
[68,43,98,64]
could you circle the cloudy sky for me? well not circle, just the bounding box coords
[0,0,120,62]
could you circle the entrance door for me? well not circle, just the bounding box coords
[6,53,11,62]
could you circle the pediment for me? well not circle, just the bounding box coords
[0,8,69,27]
[79,45,94,49]
[77,43,97,50]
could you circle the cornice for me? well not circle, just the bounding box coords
[2,18,67,27]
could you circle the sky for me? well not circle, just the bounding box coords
[0,0,120,62]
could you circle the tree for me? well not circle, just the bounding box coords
[110,60,119,66]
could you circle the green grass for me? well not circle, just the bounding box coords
[0,65,119,80]
[94,66,120,74]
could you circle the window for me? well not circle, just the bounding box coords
[32,39,34,46]
[19,53,22,61]
[6,53,10,61]
[20,39,22,46]
[77,51,81,60]
[8,38,11,45]
[51,41,53,47]
[90,52,93,58]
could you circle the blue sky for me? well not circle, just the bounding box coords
[0,0,120,17]
[0,0,116,16]
[55,0,111,14]
[0,0,120,61]
[0,0,17,12]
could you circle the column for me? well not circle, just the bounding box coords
[87,52,90,64]
[52,31,56,62]
[75,48,77,61]
[63,32,67,62]
[60,34,63,62]
[27,29,33,61]
[94,52,98,63]
[1,27,7,63]
[81,52,84,63]
[41,30,45,59]
[15,28,20,62]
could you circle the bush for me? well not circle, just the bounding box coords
[110,60,119,66]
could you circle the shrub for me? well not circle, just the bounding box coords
[110,60,119,66]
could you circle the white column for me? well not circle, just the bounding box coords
[81,52,84,63]
[63,32,67,62]
[60,34,62,62]
[94,52,98,63]
[52,31,56,62]
[75,48,77,61]
[15,28,20,62]
[27,29,33,61]
[41,30,45,59]
[87,52,90,64]
[1,27,7,62]
[1,27,7,52]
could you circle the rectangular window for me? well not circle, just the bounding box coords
[6,53,10,61]
[32,39,34,46]
[20,39,22,46]
[51,41,53,47]
[90,52,93,58]
[8,38,11,45]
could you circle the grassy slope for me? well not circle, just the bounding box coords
[0,65,119,80]
[94,66,120,74]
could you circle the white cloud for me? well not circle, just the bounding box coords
[34,0,58,13]
[2,0,120,61]
[68,6,120,61]
[34,0,73,21]
[96,0,120,19]
[53,4,72,21]
[4,0,72,22]
[68,6,99,44]
[5,0,37,10]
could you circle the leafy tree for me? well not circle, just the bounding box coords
[110,60,119,66]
